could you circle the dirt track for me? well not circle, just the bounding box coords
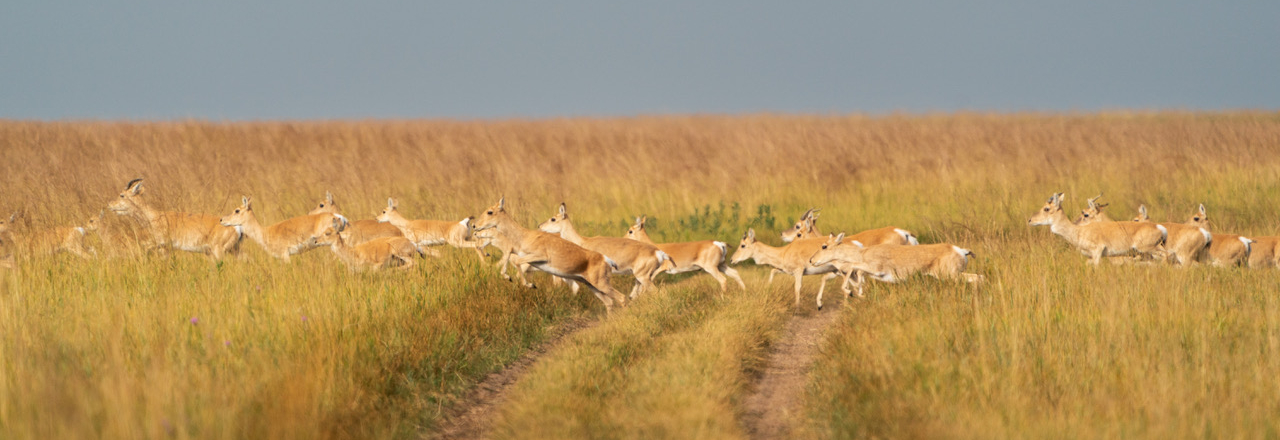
[740,306,842,439]
[429,317,596,440]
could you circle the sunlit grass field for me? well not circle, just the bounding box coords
[2,113,1279,439]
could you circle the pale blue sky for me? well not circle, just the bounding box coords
[2,1,1277,120]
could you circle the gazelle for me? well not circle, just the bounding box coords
[218,196,338,262]
[1075,194,1113,224]
[808,233,981,299]
[538,203,670,299]
[1028,193,1167,264]
[1245,236,1280,268]
[312,217,422,271]
[307,191,404,246]
[15,213,100,258]
[472,197,628,315]
[729,228,842,310]
[1185,204,1254,267]
[0,213,17,269]
[780,208,917,289]
[781,208,919,245]
[375,197,489,260]
[107,178,243,260]
[1130,204,1211,265]
[623,216,746,294]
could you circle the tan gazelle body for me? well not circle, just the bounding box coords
[781,208,918,245]
[472,197,627,316]
[623,216,745,294]
[107,178,243,260]
[780,208,917,289]
[538,203,670,299]
[1245,236,1280,268]
[218,196,337,262]
[375,197,488,260]
[0,213,13,269]
[808,233,981,299]
[729,228,841,310]
[1130,204,1211,265]
[1028,193,1167,264]
[307,191,404,246]
[313,217,421,271]
[15,212,99,259]
[1185,204,1254,267]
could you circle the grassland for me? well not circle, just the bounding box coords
[2,113,1280,439]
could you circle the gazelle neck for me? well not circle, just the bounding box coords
[238,213,268,247]
[385,210,411,228]
[748,242,788,270]
[557,219,587,245]
[1047,210,1082,244]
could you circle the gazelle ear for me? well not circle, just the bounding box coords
[325,191,334,204]
[747,228,756,240]
[1198,204,1207,216]
[387,197,397,209]
[558,203,567,216]
[497,196,506,211]
[833,232,845,243]
[126,178,144,195]
[1139,205,1147,215]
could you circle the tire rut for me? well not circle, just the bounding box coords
[740,306,842,440]
[428,316,596,440]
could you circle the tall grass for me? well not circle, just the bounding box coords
[2,112,1279,438]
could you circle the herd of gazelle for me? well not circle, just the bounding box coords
[14,180,1264,313]
[1030,192,1271,267]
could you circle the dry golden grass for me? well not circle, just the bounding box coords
[2,112,1280,439]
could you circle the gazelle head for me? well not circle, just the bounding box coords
[1132,205,1151,222]
[1187,204,1209,229]
[0,212,16,236]
[729,228,759,264]
[807,233,848,267]
[471,197,507,233]
[308,191,340,215]
[625,216,648,239]
[1028,193,1065,226]
[108,178,145,216]
[538,203,570,234]
[312,217,349,247]
[220,196,255,227]
[780,208,819,243]
[1075,194,1110,225]
[83,210,104,232]
[376,198,401,223]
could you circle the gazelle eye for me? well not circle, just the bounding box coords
[740,244,745,248]
[235,209,240,214]
[551,218,556,222]
[1043,207,1049,212]
[821,245,827,249]
[487,211,493,215]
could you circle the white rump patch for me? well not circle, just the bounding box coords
[713,241,727,254]
[851,240,864,248]
[1240,236,1254,253]
[604,256,619,270]
[1198,228,1212,244]
[75,227,86,235]
[952,245,970,258]
[1155,224,1168,239]
[895,228,919,245]
[655,250,671,264]
[459,217,470,227]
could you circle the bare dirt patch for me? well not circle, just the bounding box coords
[740,306,842,440]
